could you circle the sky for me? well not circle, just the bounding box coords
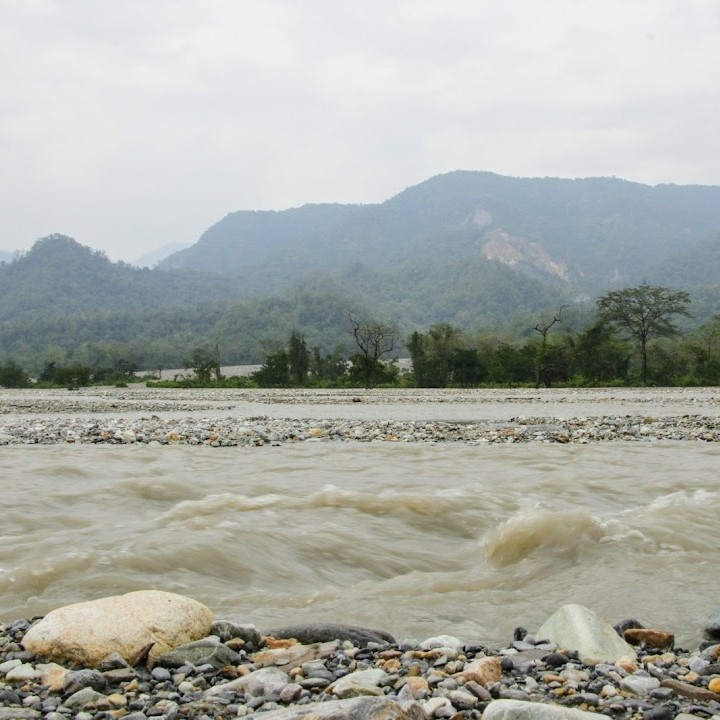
[2,0,720,262]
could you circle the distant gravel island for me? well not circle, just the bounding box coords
[1,387,719,445]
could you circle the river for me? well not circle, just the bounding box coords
[2,388,719,648]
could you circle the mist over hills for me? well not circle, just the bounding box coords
[2,171,720,369]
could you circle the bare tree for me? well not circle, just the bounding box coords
[348,315,397,388]
[532,306,565,388]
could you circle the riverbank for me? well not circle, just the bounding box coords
[2,604,719,720]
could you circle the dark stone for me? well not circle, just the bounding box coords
[263,624,396,647]
[642,707,674,720]
[543,652,569,667]
[0,689,22,706]
[614,618,644,637]
[513,627,527,641]
[499,656,514,672]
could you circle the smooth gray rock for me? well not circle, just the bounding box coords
[331,669,388,698]
[62,687,108,710]
[236,697,425,720]
[206,666,290,698]
[264,624,395,647]
[536,604,636,665]
[0,710,41,720]
[154,637,241,669]
[483,699,601,720]
[704,606,720,639]
[620,675,660,696]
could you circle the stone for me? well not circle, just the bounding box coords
[239,697,425,720]
[212,620,261,646]
[419,635,463,652]
[660,678,720,701]
[704,606,720,640]
[62,687,108,709]
[482,699,602,720]
[21,590,213,667]
[206,666,290,698]
[536,604,636,665]
[37,663,68,692]
[403,676,430,699]
[619,675,660,696]
[0,710,40,720]
[623,628,674,650]
[457,656,501,686]
[709,677,720,693]
[331,668,388,698]
[263,624,395,647]
[63,669,108,694]
[154,637,241,668]
[252,642,338,668]
[4,663,37,682]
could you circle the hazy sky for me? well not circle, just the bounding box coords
[2,1,719,261]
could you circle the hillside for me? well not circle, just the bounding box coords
[0,235,242,324]
[159,171,720,294]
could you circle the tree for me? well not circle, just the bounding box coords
[572,321,630,384]
[597,284,691,385]
[288,330,310,386]
[186,346,221,384]
[0,360,29,388]
[348,315,398,388]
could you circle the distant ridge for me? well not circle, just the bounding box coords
[158,170,720,295]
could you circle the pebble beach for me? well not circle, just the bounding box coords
[1,603,720,720]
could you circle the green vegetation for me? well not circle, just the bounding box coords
[4,286,720,389]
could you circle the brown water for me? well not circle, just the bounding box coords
[2,439,718,647]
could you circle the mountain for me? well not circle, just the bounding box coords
[0,250,13,264]
[0,234,242,324]
[158,171,720,295]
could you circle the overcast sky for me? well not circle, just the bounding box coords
[2,1,719,261]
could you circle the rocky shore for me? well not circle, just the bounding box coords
[1,593,719,720]
[1,413,719,446]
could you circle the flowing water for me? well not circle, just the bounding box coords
[2,439,718,647]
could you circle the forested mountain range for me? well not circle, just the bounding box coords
[2,171,720,371]
[159,171,720,295]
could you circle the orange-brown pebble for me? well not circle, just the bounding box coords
[457,656,501,686]
[708,677,720,694]
[405,676,430,698]
[382,658,401,673]
[624,628,674,650]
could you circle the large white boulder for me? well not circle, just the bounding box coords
[536,604,636,665]
[22,590,213,667]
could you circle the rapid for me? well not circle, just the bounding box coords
[2,419,719,647]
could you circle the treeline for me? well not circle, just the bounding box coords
[4,285,720,390]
